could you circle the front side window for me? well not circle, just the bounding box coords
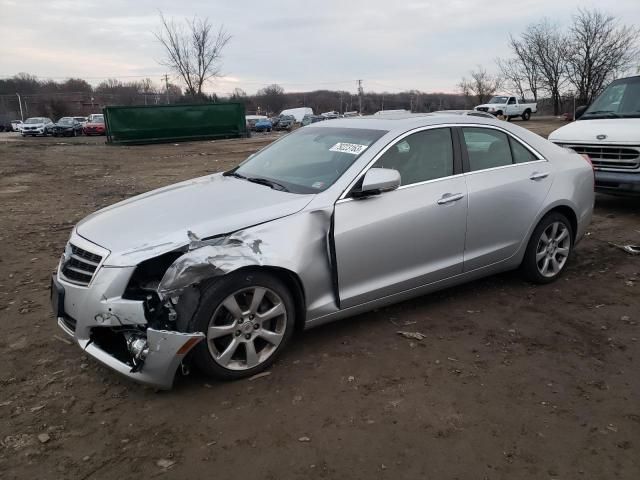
[232,127,387,194]
[373,128,454,186]
[508,97,516,104]
[463,128,512,171]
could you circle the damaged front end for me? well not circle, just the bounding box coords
[53,234,205,390]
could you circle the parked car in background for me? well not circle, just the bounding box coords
[21,117,54,136]
[434,109,496,119]
[83,114,106,135]
[321,111,340,119]
[280,107,313,123]
[246,115,269,131]
[51,113,594,388]
[275,115,295,131]
[73,116,88,126]
[254,118,273,133]
[87,113,103,123]
[301,115,327,126]
[51,117,84,137]
[11,120,23,132]
[549,74,640,195]
[475,96,537,120]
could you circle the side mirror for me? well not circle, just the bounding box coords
[575,105,588,120]
[356,168,401,197]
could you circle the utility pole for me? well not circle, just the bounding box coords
[16,93,24,121]
[163,74,170,104]
[339,91,343,115]
[357,79,363,115]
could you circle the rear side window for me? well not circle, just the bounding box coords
[462,128,512,171]
[509,137,537,163]
[373,128,454,186]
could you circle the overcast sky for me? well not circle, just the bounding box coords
[1,0,638,95]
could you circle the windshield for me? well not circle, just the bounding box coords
[488,96,508,104]
[90,115,104,123]
[582,76,640,119]
[25,118,46,124]
[230,127,387,194]
[58,118,73,125]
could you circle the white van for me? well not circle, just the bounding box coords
[549,75,640,195]
[280,107,313,123]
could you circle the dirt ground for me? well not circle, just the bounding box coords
[0,117,638,479]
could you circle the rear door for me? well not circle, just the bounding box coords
[333,127,468,308]
[459,126,553,271]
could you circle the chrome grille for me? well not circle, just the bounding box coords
[562,144,640,170]
[61,243,103,286]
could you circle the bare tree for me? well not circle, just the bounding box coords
[155,12,231,98]
[567,8,639,105]
[458,66,502,104]
[256,84,286,114]
[521,20,569,115]
[496,58,527,100]
[504,34,541,101]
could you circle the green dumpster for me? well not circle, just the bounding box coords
[104,103,247,145]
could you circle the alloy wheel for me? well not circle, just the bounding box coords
[206,287,287,371]
[535,221,570,278]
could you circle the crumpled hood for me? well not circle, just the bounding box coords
[548,118,640,145]
[76,173,314,266]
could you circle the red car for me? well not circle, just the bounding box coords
[83,114,106,135]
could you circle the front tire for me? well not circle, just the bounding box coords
[521,212,573,284]
[188,270,295,380]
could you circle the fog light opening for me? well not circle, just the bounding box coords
[126,333,149,373]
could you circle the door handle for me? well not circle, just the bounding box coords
[437,193,465,205]
[529,171,550,181]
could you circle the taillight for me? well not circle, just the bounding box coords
[580,153,595,190]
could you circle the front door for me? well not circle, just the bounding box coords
[333,127,468,309]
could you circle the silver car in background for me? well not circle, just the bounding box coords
[51,113,594,388]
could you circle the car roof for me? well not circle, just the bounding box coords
[309,112,507,133]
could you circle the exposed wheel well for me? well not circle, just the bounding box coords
[232,266,307,331]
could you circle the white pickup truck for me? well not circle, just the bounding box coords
[474,95,537,120]
[549,75,640,195]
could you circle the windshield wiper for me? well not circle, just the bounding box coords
[245,177,289,192]
[223,170,247,179]
[225,170,289,191]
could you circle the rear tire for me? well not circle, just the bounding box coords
[188,270,296,380]
[522,110,531,121]
[521,212,573,284]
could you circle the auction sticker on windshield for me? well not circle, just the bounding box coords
[329,143,369,155]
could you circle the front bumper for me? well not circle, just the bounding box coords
[594,170,640,195]
[51,239,203,389]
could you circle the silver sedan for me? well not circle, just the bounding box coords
[51,113,594,388]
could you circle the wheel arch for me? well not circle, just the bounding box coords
[224,265,307,332]
[517,202,579,266]
[542,204,578,241]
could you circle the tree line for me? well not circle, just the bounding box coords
[462,8,639,114]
